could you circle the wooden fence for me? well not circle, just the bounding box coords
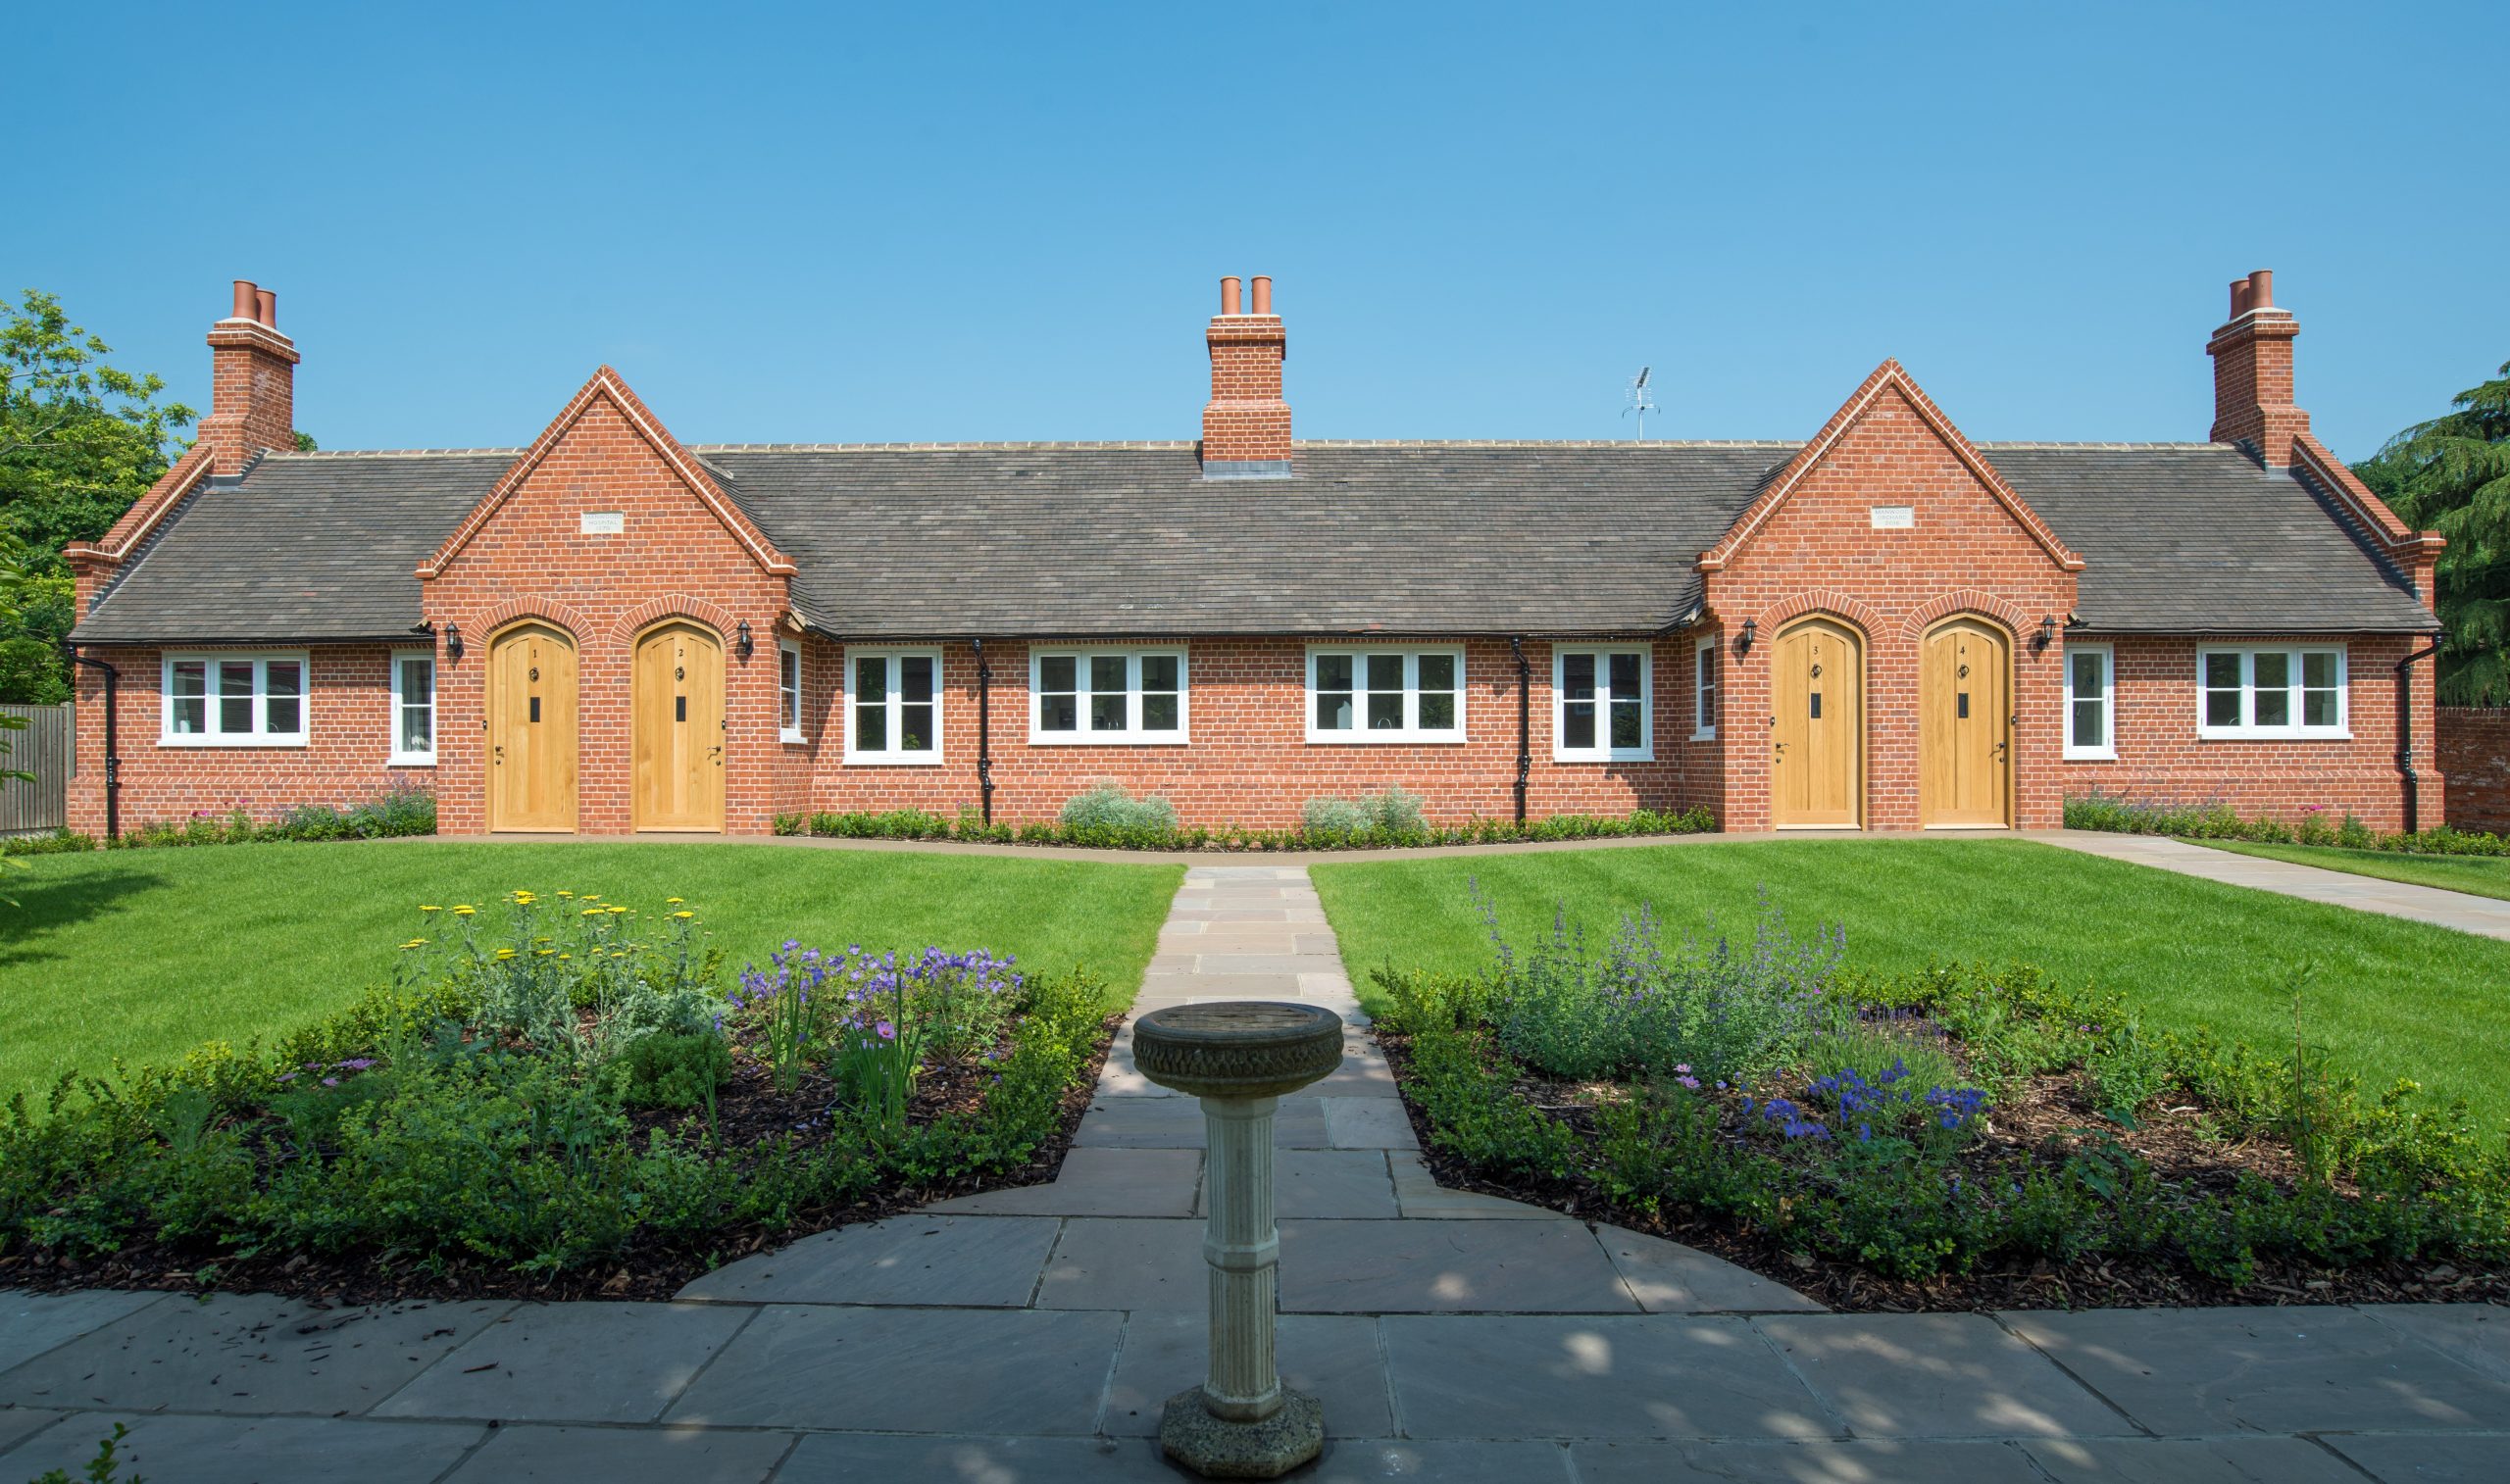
[0,704,71,835]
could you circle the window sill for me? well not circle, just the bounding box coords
[2063,749,2117,763]
[1690,729,1718,743]
[843,753,945,767]
[1305,733,1468,746]
[780,730,809,746]
[1029,732,1191,747]
[158,735,308,749]
[387,754,437,768]
[2195,729,2353,743]
[1554,751,1657,765]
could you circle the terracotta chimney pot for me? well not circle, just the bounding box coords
[230,279,259,321]
[1250,275,1272,315]
[1220,276,1242,316]
[255,288,277,328]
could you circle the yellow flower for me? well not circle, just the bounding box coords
[558,953,573,962]
[453,905,477,916]
[665,897,685,905]
[582,894,601,902]
[535,948,555,957]
[494,948,518,961]
[582,908,604,917]
[608,905,628,915]
[398,939,427,951]
[670,911,694,920]
[420,905,441,914]
[558,891,575,899]
[534,936,553,944]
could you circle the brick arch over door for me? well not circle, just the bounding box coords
[1745,590,1886,637]
[609,595,739,647]
[1900,589,2035,642]
[469,597,594,641]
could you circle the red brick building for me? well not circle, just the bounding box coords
[64,271,2444,837]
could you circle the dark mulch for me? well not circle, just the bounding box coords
[1376,1029,2510,1312]
[0,1013,1124,1309]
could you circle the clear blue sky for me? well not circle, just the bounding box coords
[15,1,2503,461]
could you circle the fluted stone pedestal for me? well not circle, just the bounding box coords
[1130,1003,1344,1480]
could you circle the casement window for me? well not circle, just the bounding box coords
[389,651,436,766]
[1030,648,1187,744]
[844,648,942,764]
[2196,646,2347,739]
[778,641,806,744]
[161,653,309,746]
[1306,647,1465,744]
[2063,643,2115,760]
[1554,645,1653,762]
[1692,638,1720,741]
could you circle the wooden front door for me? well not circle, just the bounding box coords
[1770,618,1863,828]
[487,623,578,833]
[632,621,726,832]
[1920,618,2013,827]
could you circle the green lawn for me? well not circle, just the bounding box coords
[2190,839,2510,903]
[0,841,1180,1099]
[1312,838,2510,1124]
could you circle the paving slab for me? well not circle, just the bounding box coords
[1571,1437,2039,1481]
[2320,1430,2510,1483]
[1999,1306,2510,1434]
[930,1148,1202,1216]
[663,1305,1124,1432]
[2038,831,2510,939]
[1308,1045,1400,1097]
[0,1408,63,1452]
[1600,1228,1827,1314]
[1074,1093,1329,1148]
[1322,1095,1422,1150]
[0,1413,482,1484]
[374,1302,753,1422]
[1296,1440,1576,1480]
[1388,1156,1566,1219]
[0,1293,509,1416]
[778,1433,1187,1481]
[1278,1217,1638,1312]
[1035,1217,1208,1311]
[1103,1311,1391,1437]
[440,1423,794,1482]
[1266,1150,1399,1218]
[1756,1313,2130,1439]
[0,1292,165,1376]
[2023,1435,2372,1483]
[2362,1302,2510,1385]
[1095,1031,1182,1096]
[674,1212,1057,1306]
[1383,1314,1833,1440]
[1138,970,1311,997]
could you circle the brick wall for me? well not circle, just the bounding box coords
[2060,633,2435,830]
[422,381,795,835]
[801,636,1720,829]
[1700,374,2080,831]
[2438,706,2510,833]
[66,645,428,833]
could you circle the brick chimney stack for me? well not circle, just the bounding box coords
[197,278,300,470]
[2206,269,2308,468]
[1201,273,1291,477]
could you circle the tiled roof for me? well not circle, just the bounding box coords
[70,440,2434,644]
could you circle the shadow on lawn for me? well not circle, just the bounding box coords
[0,864,170,971]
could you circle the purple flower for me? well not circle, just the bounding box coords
[876,1020,897,1041]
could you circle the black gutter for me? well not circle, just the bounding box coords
[2394,639,2442,835]
[62,645,120,839]
[1509,635,1530,824]
[973,637,995,825]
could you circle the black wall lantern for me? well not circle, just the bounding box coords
[2035,615,2058,652]
[1736,617,1757,655]
[443,622,464,662]
[735,619,754,660]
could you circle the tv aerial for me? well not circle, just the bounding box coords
[1623,367,1660,439]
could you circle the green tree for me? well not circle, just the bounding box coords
[0,288,196,702]
[2356,360,2510,705]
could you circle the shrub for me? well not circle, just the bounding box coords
[1057,782,1180,832]
[609,1030,732,1111]
[783,803,1716,852]
[1300,796,1369,835]
[100,786,437,852]
[2065,788,2509,858]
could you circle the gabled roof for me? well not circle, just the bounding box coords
[417,367,795,581]
[71,438,2437,645]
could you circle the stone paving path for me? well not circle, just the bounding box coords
[2035,830,2510,940]
[5,865,2508,1481]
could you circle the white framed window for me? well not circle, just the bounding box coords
[844,647,943,764]
[389,650,435,766]
[2195,646,2348,739]
[1692,638,1719,741]
[1554,645,1653,762]
[2063,643,2114,760]
[778,641,806,744]
[161,653,309,747]
[1029,648,1188,744]
[1306,647,1466,744]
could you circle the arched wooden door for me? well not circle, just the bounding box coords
[1920,618,2013,827]
[487,623,578,833]
[632,620,726,832]
[1771,618,1864,828]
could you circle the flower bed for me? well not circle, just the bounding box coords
[1373,888,2510,1310]
[2,785,436,857]
[773,802,1717,852]
[2065,788,2508,857]
[0,890,1119,1304]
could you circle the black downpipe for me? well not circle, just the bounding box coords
[63,645,120,839]
[1509,635,1530,824]
[2394,639,2442,835]
[973,637,995,825]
